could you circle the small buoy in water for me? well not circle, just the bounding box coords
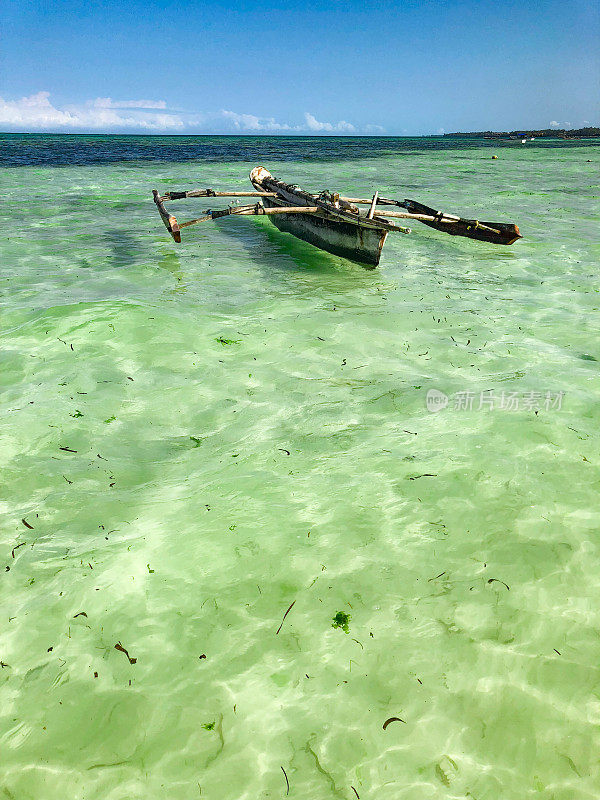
[491,155,498,159]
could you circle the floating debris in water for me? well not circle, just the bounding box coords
[276,600,296,635]
[435,756,458,787]
[383,716,406,730]
[12,543,26,558]
[487,578,510,590]
[114,642,137,664]
[281,766,290,796]
[428,572,446,582]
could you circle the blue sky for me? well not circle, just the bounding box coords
[1,0,598,134]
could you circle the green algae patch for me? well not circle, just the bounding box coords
[332,611,351,633]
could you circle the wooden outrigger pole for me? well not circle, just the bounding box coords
[152,167,522,266]
[152,190,182,243]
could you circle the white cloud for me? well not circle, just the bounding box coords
[437,127,445,135]
[365,123,385,134]
[0,92,381,134]
[219,110,292,132]
[304,112,356,133]
[91,98,168,109]
[0,91,184,130]
[549,121,561,128]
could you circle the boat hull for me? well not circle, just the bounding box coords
[262,197,388,267]
[250,167,388,267]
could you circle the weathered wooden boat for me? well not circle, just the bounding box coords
[152,166,521,267]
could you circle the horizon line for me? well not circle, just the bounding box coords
[1,129,597,138]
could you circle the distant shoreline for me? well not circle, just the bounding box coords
[0,129,598,138]
[443,127,600,139]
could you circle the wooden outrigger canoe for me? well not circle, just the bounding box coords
[249,167,390,266]
[153,166,521,267]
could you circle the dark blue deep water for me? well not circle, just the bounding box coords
[1,132,597,167]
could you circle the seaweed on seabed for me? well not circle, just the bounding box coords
[332,611,350,633]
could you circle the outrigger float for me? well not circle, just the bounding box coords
[152,166,522,267]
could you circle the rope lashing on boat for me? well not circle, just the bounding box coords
[433,210,482,232]
[434,210,452,224]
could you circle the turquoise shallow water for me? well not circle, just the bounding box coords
[1,136,599,799]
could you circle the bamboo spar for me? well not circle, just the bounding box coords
[178,205,320,230]
[366,191,379,220]
[338,196,505,236]
[371,209,500,234]
[152,190,181,243]
[163,190,278,201]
